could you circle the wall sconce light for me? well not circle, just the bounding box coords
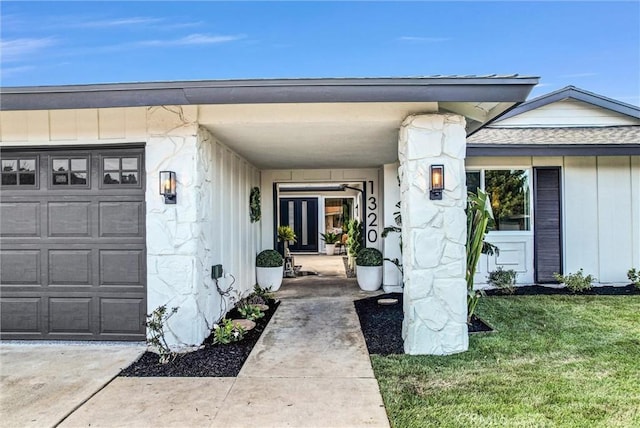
[430,164,444,200]
[159,171,177,204]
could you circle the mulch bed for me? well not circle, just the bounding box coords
[354,285,639,355]
[119,301,279,377]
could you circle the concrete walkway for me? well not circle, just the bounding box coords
[60,255,390,427]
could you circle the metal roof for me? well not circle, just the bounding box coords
[0,75,539,111]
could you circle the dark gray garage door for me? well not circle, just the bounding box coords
[0,146,146,341]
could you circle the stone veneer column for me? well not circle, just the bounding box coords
[399,114,468,355]
[146,105,210,348]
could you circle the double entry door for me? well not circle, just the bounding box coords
[279,198,318,252]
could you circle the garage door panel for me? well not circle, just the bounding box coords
[0,202,40,237]
[100,250,144,286]
[48,250,92,285]
[99,201,144,237]
[48,202,92,237]
[0,250,41,285]
[0,147,146,341]
[100,298,145,334]
[0,298,41,332]
[49,297,92,333]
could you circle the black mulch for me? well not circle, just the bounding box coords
[119,301,280,377]
[484,284,640,296]
[354,285,639,355]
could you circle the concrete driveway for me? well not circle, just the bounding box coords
[0,342,144,428]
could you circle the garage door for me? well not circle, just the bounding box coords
[0,147,146,341]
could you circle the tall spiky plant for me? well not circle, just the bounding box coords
[466,189,498,323]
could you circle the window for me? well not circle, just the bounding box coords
[466,169,531,231]
[103,156,140,185]
[1,158,37,187]
[51,157,89,186]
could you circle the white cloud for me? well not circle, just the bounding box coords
[0,37,57,62]
[76,17,165,28]
[397,36,451,43]
[137,33,245,47]
[1,65,36,78]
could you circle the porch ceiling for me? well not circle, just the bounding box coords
[199,101,512,169]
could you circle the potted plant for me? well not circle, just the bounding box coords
[277,225,296,256]
[320,232,340,256]
[355,247,383,291]
[256,249,284,291]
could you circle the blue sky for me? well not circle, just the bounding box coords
[2,1,639,105]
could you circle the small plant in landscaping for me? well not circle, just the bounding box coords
[627,268,640,289]
[487,267,517,294]
[320,231,340,244]
[253,284,275,301]
[356,248,383,266]
[212,318,246,345]
[145,305,179,364]
[256,249,284,267]
[554,269,595,292]
[238,303,265,321]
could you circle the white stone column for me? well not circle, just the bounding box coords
[399,114,468,355]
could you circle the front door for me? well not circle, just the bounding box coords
[279,198,318,252]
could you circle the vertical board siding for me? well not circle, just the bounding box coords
[534,168,562,282]
[562,157,600,277]
[596,157,633,282]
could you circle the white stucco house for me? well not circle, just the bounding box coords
[1,77,638,355]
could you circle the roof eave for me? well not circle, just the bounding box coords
[0,76,539,111]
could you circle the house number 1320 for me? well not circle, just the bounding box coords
[367,180,378,243]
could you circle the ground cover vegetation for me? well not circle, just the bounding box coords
[370,295,640,427]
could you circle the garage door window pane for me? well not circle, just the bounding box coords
[70,172,87,185]
[102,155,141,187]
[71,159,87,171]
[2,160,17,172]
[2,158,37,188]
[122,158,138,170]
[104,173,120,184]
[2,174,17,185]
[53,159,68,172]
[104,158,120,171]
[19,173,36,185]
[19,159,36,171]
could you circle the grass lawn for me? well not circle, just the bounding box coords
[372,295,640,427]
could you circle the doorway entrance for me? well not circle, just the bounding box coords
[279,197,319,252]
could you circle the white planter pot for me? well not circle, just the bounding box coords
[256,266,284,291]
[325,244,336,256]
[356,265,382,291]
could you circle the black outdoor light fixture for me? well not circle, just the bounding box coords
[160,171,177,204]
[430,164,444,200]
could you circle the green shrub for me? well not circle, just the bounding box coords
[347,219,363,268]
[256,249,283,267]
[145,305,179,364]
[356,248,383,266]
[487,267,517,294]
[238,303,265,321]
[252,284,275,301]
[554,269,595,292]
[627,268,640,289]
[212,318,245,345]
